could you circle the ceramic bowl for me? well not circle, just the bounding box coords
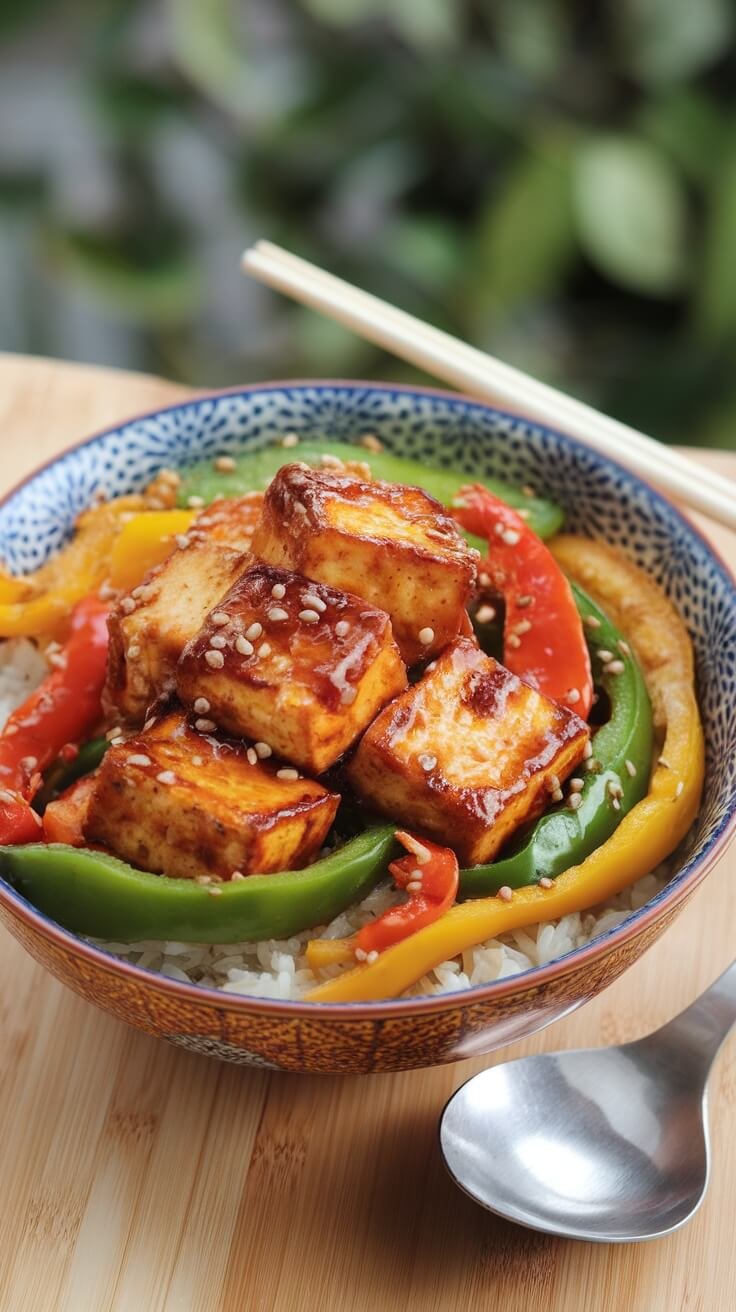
[1,382,734,1074]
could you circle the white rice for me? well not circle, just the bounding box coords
[95,867,669,1001]
[0,638,48,728]
[0,638,670,1001]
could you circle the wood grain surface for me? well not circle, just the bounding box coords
[0,353,733,1312]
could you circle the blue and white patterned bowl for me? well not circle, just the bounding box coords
[0,382,734,1074]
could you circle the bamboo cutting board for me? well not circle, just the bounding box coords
[0,353,734,1312]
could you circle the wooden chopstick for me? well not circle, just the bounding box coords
[242,240,736,531]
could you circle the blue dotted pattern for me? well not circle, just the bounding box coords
[1,382,734,967]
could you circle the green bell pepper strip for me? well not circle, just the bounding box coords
[0,824,400,944]
[458,584,653,897]
[33,737,109,814]
[176,439,564,542]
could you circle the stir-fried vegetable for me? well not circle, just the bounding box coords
[454,484,593,716]
[304,537,702,1001]
[0,825,401,943]
[176,439,565,541]
[0,596,109,844]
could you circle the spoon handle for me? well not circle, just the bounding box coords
[657,959,736,1074]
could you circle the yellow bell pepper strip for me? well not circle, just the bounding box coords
[0,497,141,638]
[108,509,195,590]
[0,571,32,604]
[305,537,704,1002]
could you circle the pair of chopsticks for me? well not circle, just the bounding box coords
[242,240,736,531]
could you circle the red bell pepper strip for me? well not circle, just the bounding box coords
[453,485,593,718]
[355,830,459,957]
[0,594,109,843]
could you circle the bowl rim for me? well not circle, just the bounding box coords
[1,377,735,1020]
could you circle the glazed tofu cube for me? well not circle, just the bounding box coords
[105,540,248,724]
[191,492,264,554]
[85,712,340,880]
[250,464,476,665]
[176,564,407,774]
[348,638,589,866]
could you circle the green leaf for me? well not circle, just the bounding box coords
[51,230,200,326]
[615,0,732,86]
[302,0,459,49]
[573,135,688,297]
[494,0,569,82]
[636,90,727,186]
[697,145,736,341]
[473,133,576,319]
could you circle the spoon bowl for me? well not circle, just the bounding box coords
[440,961,735,1242]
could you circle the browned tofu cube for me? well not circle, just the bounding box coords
[85,712,339,880]
[192,492,264,553]
[250,464,476,665]
[105,540,248,724]
[176,564,407,774]
[348,638,589,865]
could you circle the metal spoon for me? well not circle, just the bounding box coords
[439,960,735,1242]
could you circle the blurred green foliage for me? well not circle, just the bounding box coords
[1,0,735,446]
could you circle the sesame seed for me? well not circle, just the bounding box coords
[658,755,671,769]
[584,614,601,629]
[20,755,38,771]
[0,788,17,803]
[551,789,563,803]
[294,502,307,517]
[522,485,535,498]
[267,607,289,622]
[231,871,246,881]
[277,767,299,781]
[195,718,217,733]
[193,697,211,715]
[158,467,181,486]
[192,755,203,766]
[98,582,116,601]
[585,758,601,772]
[208,887,223,897]
[341,686,357,706]
[366,949,380,964]
[507,633,521,649]
[516,595,533,608]
[120,597,136,614]
[418,753,437,772]
[425,660,437,672]
[335,620,350,638]
[209,634,227,649]
[612,797,621,811]
[625,759,637,777]
[675,780,684,798]
[254,742,272,759]
[355,947,368,962]
[512,619,532,635]
[598,649,614,663]
[214,455,236,472]
[566,687,580,704]
[501,529,520,546]
[583,740,593,759]
[603,659,625,675]
[617,640,631,656]
[156,770,176,785]
[258,642,272,657]
[476,604,496,624]
[302,593,326,612]
[319,453,345,468]
[128,754,152,767]
[299,609,320,624]
[406,880,422,894]
[131,585,147,600]
[205,650,225,669]
[281,432,299,448]
[271,583,286,600]
[539,877,554,889]
[568,793,582,810]
[418,627,434,646]
[246,747,258,765]
[187,495,205,508]
[569,777,584,792]
[245,622,263,641]
[127,644,141,659]
[360,433,384,452]
[211,611,230,626]
[235,636,254,656]
[479,572,492,587]
[195,875,213,886]
[106,726,123,741]
[497,886,513,902]
[550,773,560,793]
